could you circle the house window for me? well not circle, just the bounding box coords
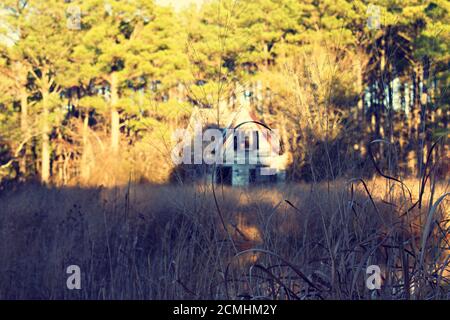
[244,136,250,150]
[234,131,257,151]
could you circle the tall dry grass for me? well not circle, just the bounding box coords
[0,177,448,299]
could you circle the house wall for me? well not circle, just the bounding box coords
[231,166,250,186]
[229,164,284,186]
[183,106,288,186]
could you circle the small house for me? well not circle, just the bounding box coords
[176,102,289,186]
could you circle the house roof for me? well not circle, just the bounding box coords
[222,105,280,154]
[185,102,280,155]
[186,105,230,131]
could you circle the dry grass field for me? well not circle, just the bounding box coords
[0,177,448,300]
[0,0,449,303]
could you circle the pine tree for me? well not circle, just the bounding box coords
[73,0,188,154]
[1,0,76,183]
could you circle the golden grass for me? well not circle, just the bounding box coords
[0,177,448,299]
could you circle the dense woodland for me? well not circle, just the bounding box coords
[0,0,448,187]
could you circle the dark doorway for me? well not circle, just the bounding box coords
[249,168,257,183]
[216,166,232,185]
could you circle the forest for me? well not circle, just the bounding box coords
[0,0,449,300]
[0,0,447,186]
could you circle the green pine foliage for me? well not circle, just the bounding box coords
[0,0,448,185]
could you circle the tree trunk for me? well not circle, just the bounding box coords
[80,114,92,182]
[20,87,28,178]
[414,65,423,177]
[56,129,64,185]
[356,54,366,157]
[110,72,120,153]
[421,57,431,176]
[377,35,386,158]
[41,91,50,184]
